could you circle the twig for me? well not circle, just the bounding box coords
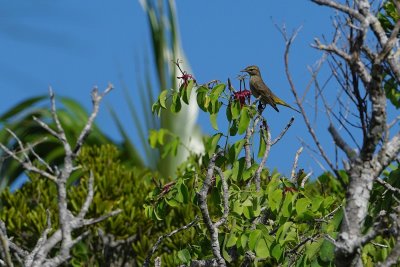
[244,127,252,169]
[72,84,113,156]
[0,86,119,267]
[290,147,303,180]
[300,171,312,188]
[280,25,345,187]
[143,216,199,267]
[0,221,13,267]
[271,117,295,145]
[376,178,400,195]
[328,124,356,161]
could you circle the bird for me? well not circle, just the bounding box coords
[241,65,300,113]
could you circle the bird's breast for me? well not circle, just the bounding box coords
[249,77,260,97]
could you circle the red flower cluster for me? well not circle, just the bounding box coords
[233,90,251,107]
[161,181,176,195]
[177,72,196,89]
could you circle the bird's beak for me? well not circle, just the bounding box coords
[240,69,247,73]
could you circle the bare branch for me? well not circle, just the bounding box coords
[280,25,345,186]
[0,86,119,267]
[271,117,295,145]
[0,142,57,182]
[33,116,60,139]
[214,167,229,228]
[328,124,357,161]
[244,127,252,169]
[0,221,13,267]
[313,38,352,62]
[25,210,53,267]
[77,171,95,219]
[376,177,400,195]
[388,116,400,130]
[311,0,364,21]
[290,147,303,180]
[300,171,312,188]
[197,152,226,266]
[49,88,68,146]
[81,209,122,226]
[376,17,400,64]
[72,84,113,157]
[377,131,400,169]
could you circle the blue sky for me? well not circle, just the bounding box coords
[1,1,351,181]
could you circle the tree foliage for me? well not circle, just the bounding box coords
[1,0,400,266]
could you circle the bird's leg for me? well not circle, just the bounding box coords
[257,102,266,113]
[253,96,265,113]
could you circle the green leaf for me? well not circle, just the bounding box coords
[255,238,270,258]
[281,192,294,218]
[159,89,168,109]
[206,133,222,157]
[165,197,180,207]
[238,107,250,135]
[0,95,47,121]
[181,80,194,105]
[148,130,158,148]
[248,229,262,250]
[258,130,267,158]
[268,188,283,212]
[176,182,189,203]
[178,249,191,263]
[226,233,238,248]
[230,100,241,120]
[243,164,258,181]
[151,101,161,115]
[233,201,244,215]
[241,234,249,249]
[196,87,208,112]
[276,222,293,246]
[305,238,324,261]
[243,206,252,219]
[296,198,311,217]
[226,103,232,122]
[242,198,253,206]
[311,196,324,212]
[171,91,182,113]
[207,98,222,114]
[210,83,226,101]
[231,158,245,182]
[229,139,246,163]
[210,113,218,130]
[271,243,282,261]
[229,119,238,136]
[222,235,233,262]
[319,239,335,262]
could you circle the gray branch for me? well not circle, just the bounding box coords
[305,0,400,265]
[197,153,227,267]
[1,86,119,267]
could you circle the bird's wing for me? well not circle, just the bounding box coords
[253,79,280,112]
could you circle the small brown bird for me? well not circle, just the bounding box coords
[241,65,300,113]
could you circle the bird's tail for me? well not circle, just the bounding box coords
[273,96,301,113]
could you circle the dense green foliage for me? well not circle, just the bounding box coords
[2,71,400,266]
[1,1,400,266]
[1,145,202,266]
